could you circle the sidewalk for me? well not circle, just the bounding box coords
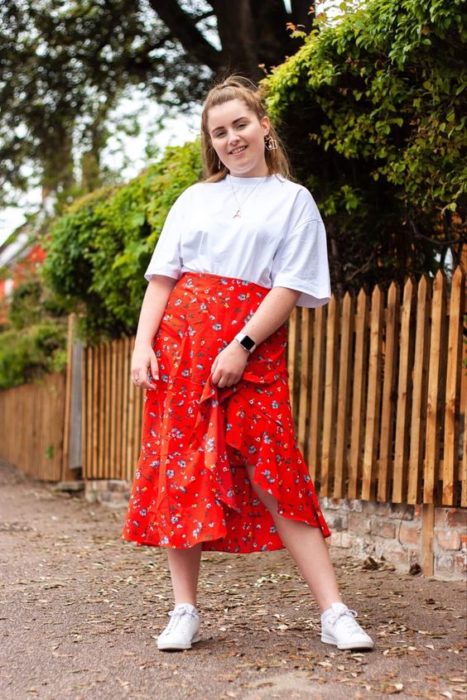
[0,460,465,700]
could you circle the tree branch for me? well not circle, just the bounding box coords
[147,0,221,71]
[208,0,261,78]
[408,218,460,246]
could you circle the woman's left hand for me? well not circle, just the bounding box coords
[210,341,249,388]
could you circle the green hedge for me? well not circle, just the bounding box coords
[264,0,465,289]
[43,140,202,342]
[0,278,68,389]
[0,322,67,390]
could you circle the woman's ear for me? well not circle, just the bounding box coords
[260,115,271,136]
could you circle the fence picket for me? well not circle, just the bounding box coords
[114,339,123,479]
[308,307,326,482]
[348,288,369,499]
[121,337,131,479]
[442,267,465,504]
[96,344,104,477]
[109,340,117,478]
[321,296,338,496]
[424,271,446,503]
[460,324,467,508]
[334,292,354,498]
[378,282,399,502]
[392,278,415,503]
[362,285,383,501]
[62,314,75,477]
[103,343,110,478]
[91,346,99,478]
[126,348,137,473]
[407,276,431,504]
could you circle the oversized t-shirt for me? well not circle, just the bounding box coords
[145,174,331,308]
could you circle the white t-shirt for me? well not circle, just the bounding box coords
[145,174,331,308]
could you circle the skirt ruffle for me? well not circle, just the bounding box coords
[121,272,330,553]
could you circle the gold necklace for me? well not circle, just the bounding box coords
[228,175,268,218]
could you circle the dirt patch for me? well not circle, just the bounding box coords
[0,460,465,700]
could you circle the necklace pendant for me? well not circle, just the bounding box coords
[233,209,241,218]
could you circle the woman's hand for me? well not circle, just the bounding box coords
[210,341,249,388]
[131,344,159,390]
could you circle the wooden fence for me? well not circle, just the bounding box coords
[1,266,465,506]
[81,266,466,507]
[287,267,466,508]
[82,337,144,482]
[0,372,67,481]
[0,315,81,483]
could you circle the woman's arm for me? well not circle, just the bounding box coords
[211,286,300,388]
[240,286,301,345]
[131,275,177,389]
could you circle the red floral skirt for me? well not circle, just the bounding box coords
[121,272,330,553]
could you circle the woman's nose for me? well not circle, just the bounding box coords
[227,130,239,145]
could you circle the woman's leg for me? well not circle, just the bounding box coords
[166,544,202,607]
[246,465,342,613]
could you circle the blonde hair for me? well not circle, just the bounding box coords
[200,75,291,182]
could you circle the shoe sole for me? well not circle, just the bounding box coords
[157,633,202,651]
[321,634,374,651]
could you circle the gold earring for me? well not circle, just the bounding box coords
[265,134,278,151]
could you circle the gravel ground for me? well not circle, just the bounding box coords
[0,460,465,700]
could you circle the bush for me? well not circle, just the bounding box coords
[44,140,202,342]
[0,322,67,389]
[263,0,466,290]
[0,274,69,389]
[9,280,46,329]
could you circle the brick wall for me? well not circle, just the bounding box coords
[85,479,131,508]
[320,497,466,581]
[84,480,467,582]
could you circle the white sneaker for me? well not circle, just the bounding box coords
[321,602,374,650]
[156,603,201,651]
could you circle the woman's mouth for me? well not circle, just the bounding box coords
[229,146,247,155]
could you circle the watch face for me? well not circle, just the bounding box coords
[241,335,255,351]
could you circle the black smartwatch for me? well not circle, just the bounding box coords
[234,331,256,353]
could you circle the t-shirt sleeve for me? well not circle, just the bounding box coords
[144,195,185,281]
[270,214,331,308]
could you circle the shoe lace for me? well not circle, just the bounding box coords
[163,606,198,633]
[169,607,198,619]
[332,608,362,632]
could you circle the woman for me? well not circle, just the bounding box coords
[121,76,374,653]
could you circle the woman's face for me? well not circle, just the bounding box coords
[207,98,270,177]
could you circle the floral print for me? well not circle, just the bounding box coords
[121,272,330,553]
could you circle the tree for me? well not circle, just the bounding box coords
[0,0,316,208]
[148,0,315,80]
[265,0,466,288]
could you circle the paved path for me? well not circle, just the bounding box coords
[0,461,465,699]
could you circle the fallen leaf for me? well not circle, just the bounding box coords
[381,681,404,694]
